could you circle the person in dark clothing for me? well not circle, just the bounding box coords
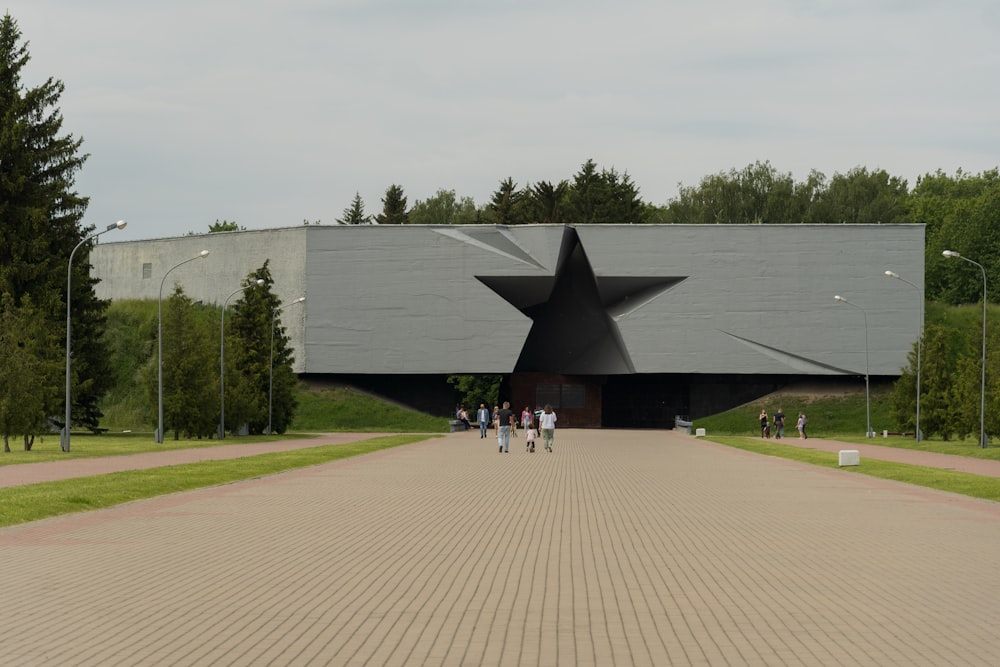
[497,401,515,453]
[773,408,785,439]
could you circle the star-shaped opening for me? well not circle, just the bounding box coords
[477,229,685,374]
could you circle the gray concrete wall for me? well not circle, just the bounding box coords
[575,224,924,376]
[92,228,309,372]
[91,224,925,378]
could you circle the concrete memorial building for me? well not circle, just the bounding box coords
[91,224,925,428]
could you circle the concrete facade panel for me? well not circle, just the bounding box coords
[576,225,924,376]
[91,224,924,378]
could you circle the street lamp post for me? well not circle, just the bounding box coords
[834,295,873,438]
[942,250,988,448]
[268,297,305,435]
[63,220,127,452]
[157,250,210,443]
[885,270,924,442]
[219,279,265,439]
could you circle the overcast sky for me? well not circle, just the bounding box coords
[11,1,1000,241]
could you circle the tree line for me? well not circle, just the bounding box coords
[137,260,299,441]
[0,15,299,449]
[345,161,1000,307]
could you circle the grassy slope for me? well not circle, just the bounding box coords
[693,382,896,438]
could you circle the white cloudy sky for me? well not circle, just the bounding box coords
[11,0,1000,241]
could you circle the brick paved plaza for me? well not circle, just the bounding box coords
[2,429,999,665]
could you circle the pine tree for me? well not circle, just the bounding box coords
[917,324,957,440]
[489,177,528,225]
[375,184,409,225]
[229,261,300,434]
[144,286,217,439]
[337,192,371,224]
[529,180,568,223]
[0,14,114,434]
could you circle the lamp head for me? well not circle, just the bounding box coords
[199,250,210,258]
[295,297,306,304]
[834,295,846,303]
[884,270,899,278]
[255,279,265,287]
[942,250,960,258]
[115,220,127,230]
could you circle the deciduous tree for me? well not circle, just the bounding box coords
[408,189,479,225]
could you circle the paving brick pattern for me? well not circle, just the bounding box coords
[2,429,999,665]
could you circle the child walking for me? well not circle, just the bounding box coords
[525,426,536,453]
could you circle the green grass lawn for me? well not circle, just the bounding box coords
[0,434,436,527]
[0,431,321,466]
[821,433,1000,460]
[704,436,1000,504]
[0,380,449,467]
[689,384,1000,503]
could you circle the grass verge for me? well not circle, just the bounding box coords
[0,434,435,528]
[812,434,1000,460]
[0,432,321,466]
[705,436,1000,503]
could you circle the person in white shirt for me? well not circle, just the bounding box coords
[538,404,557,453]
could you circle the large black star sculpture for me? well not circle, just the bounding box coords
[477,229,686,375]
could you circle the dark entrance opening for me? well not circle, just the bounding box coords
[601,375,691,429]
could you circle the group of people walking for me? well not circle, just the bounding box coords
[759,407,808,439]
[474,401,556,453]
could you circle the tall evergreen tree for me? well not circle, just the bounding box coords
[375,184,409,225]
[915,324,958,440]
[229,261,300,434]
[143,286,217,439]
[0,14,113,433]
[564,160,646,224]
[337,192,371,225]
[565,159,604,223]
[488,177,529,225]
[528,180,569,223]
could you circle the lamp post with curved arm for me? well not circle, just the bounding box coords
[157,250,210,443]
[268,297,305,435]
[884,270,923,442]
[63,220,127,452]
[834,295,873,438]
[219,279,265,439]
[942,250,988,448]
